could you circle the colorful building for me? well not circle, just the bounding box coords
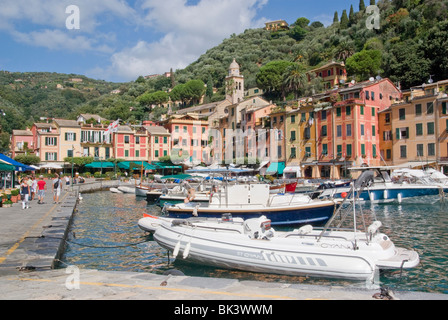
[31,122,60,163]
[11,129,34,158]
[309,61,348,90]
[163,114,209,165]
[53,119,82,162]
[329,78,401,178]
[389,80,448,173]
[144,125,171,161]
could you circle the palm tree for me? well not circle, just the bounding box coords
[335,40,356,63]
[283,63,307,100]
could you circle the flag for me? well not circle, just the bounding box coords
[105,119,120,143]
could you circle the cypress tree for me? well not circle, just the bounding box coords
[340,9,349,29]
[349,5,355,26]
[360,0,366,11]
[333,11,339,24]
[370,0,376,5]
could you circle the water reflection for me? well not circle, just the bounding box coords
[62,192,448,294]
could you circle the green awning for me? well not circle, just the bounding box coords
[118,161,156,170]
[85,162,115,169]
[266,162,286,175]
[152,162,183,169]
[0,163,15,171]
[161,174,192,180]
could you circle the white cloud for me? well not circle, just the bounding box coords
[0,0,138,33]
[0,0,137,56]
[12,29,114,53]
[95,0,268,81]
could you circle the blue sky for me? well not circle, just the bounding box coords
[0,0,361,83]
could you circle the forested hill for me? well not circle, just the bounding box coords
[178,0,448,93]
[0,71,124,129]
[1,0,447,140]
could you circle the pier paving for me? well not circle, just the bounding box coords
[0,181,446,301]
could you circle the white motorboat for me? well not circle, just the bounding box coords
[138,214,240,234]
[152,212,419,282]
[136,185,152,197]
[110,187,123,194]
[164,183,338,226]
[117,186,135,194]
[317,167,448,204]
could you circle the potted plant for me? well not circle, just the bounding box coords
[2,200,13,208]
[1,194,8,204]
[10,189,20,203]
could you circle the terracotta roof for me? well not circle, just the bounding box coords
[53,119,81,128]
[12,130,33,136]
[144,126,170,135]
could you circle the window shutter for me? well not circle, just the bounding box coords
[65,133,68,141]
[396,128,400,140]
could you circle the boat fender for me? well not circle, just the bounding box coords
[183,242,191,259]
[192,204,199,217]
[173,241,181,258]
[297,225,313,235]
[368,221,382,237]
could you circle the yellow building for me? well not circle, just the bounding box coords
[53,119,82,162]
[297,102,319,179]
[390,80,448,170]
[309,61,348,90]
[264,20,289,32]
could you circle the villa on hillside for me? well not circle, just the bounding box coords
[264,20,289,32]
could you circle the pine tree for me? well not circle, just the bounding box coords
[340,9,349,29]
[333,11,339,24]
[360,0,366,11]
[370,0,376,5]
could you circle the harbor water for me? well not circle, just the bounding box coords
[61,191,448,295]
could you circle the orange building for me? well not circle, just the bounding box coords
[309,61,348,90]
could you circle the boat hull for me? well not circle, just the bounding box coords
[146,191,162,203]
[166,201,336,227]
[153,224,378,281]
[135,186,151,197]
[322,185,448,203]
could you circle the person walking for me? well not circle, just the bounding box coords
[52,174,62,204]
[31,176,38,200]
[20,177,31,210]
[37,175,47,204]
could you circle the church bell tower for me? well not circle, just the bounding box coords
[225,59,244,104]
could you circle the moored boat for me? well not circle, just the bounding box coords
[152,213,419,282]
[164,183,338,227]
[318,167,448,203]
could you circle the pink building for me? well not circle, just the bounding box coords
[315,78,401,179]
[11,129,34,158]
[163,114,209,165]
